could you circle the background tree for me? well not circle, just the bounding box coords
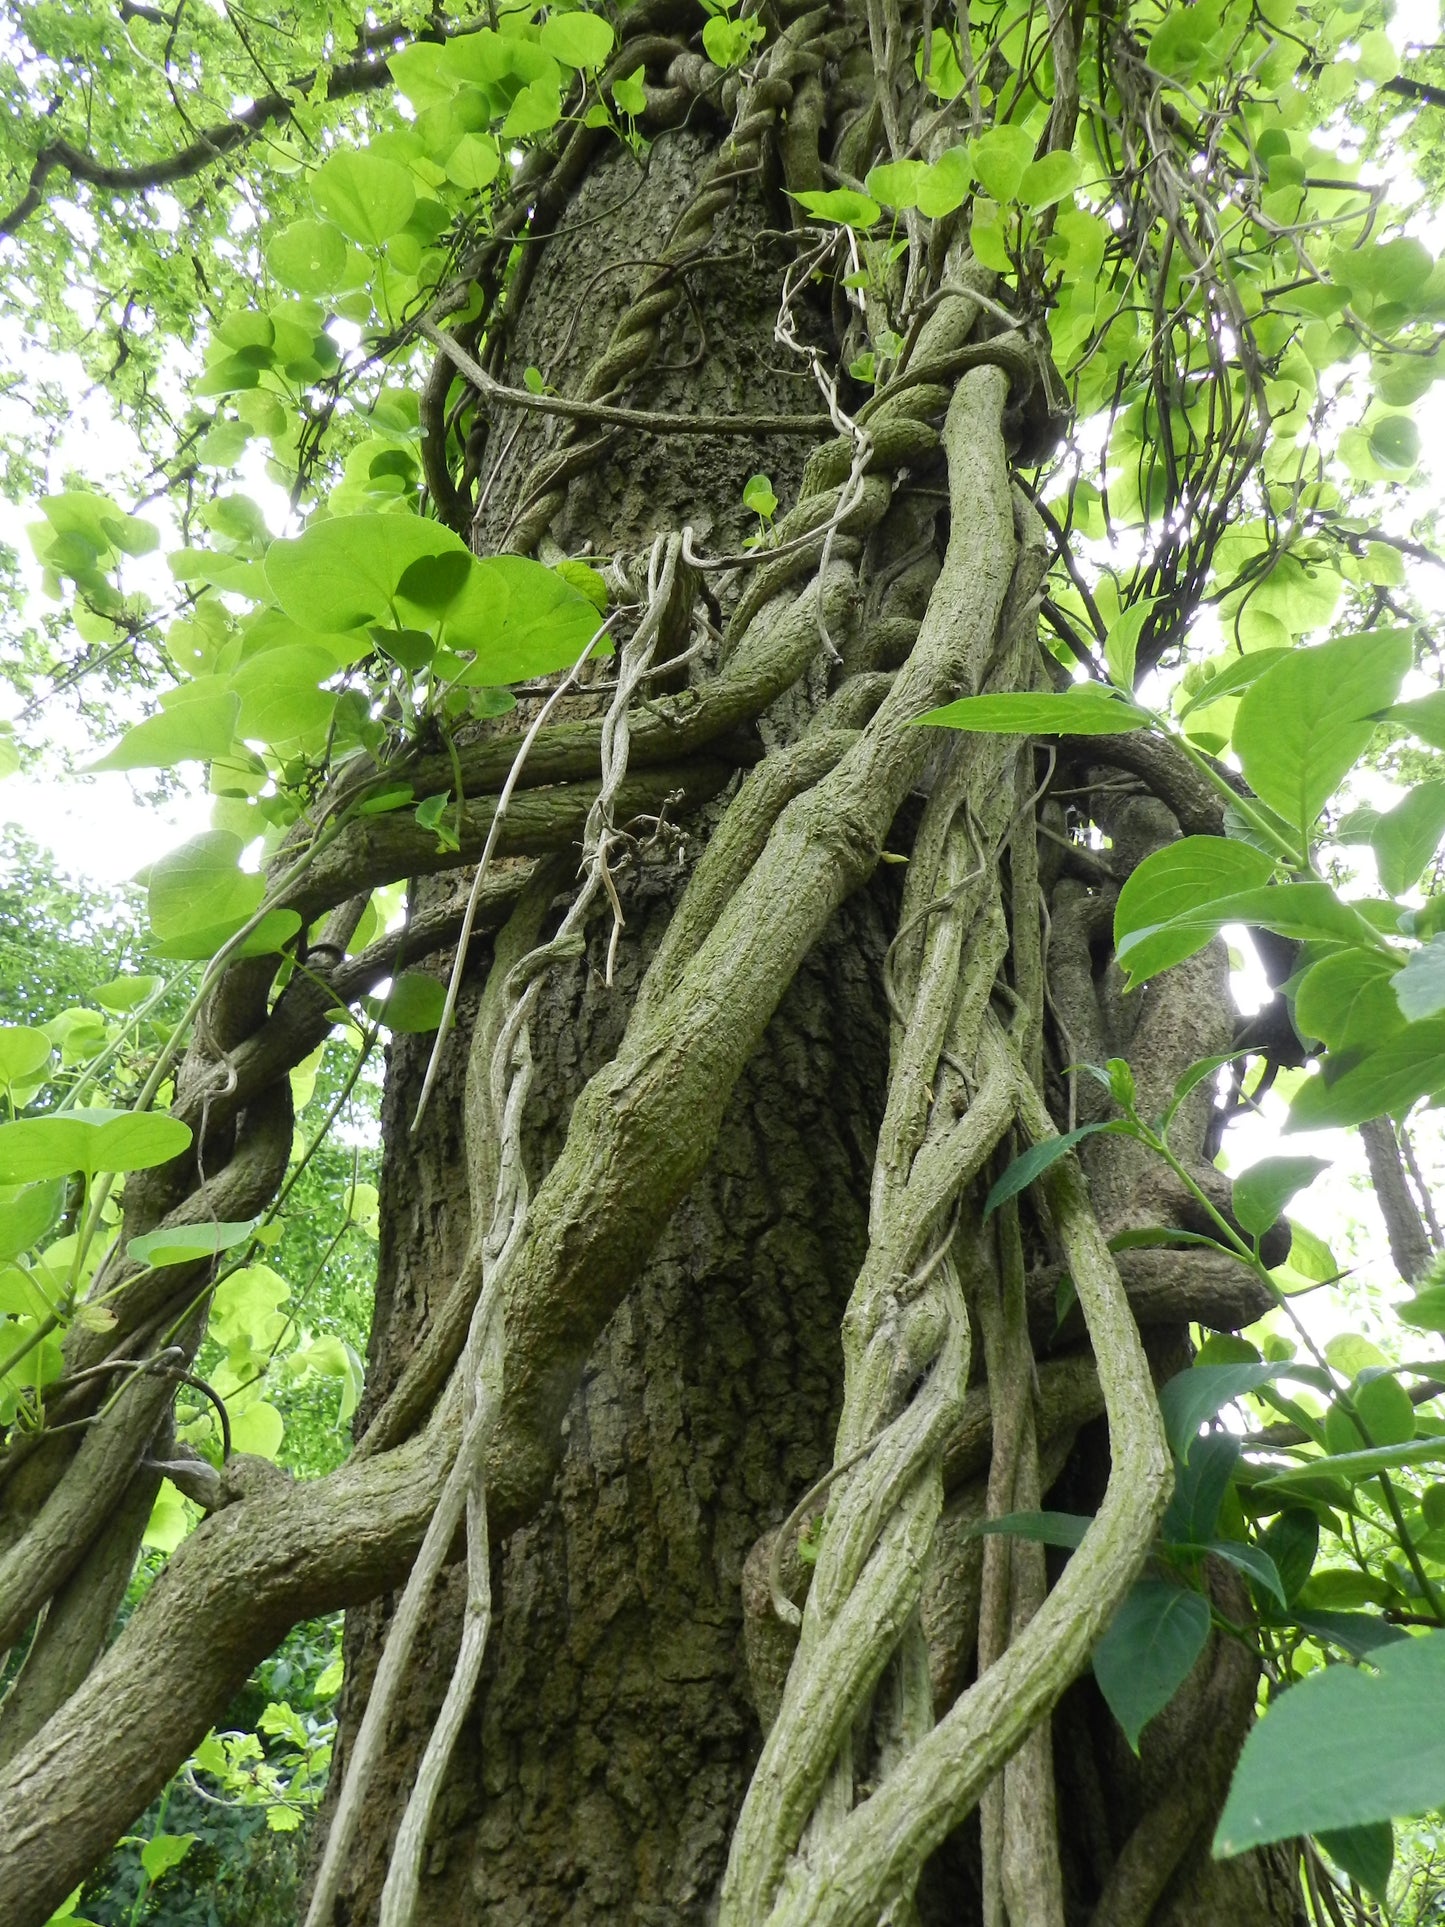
[4,0,1445,1923]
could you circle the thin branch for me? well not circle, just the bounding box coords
[420,320,830,438]
[1,35,409,238]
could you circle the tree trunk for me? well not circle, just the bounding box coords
[318,68,1303,1927]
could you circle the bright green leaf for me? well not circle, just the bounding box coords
[1372,781,1445,895]
[311,151,416,246]
[918,686,1151,735]
[538,11,615,69]
[968,124,1035,203]
[148,832,263,942]
[265,219,350,294]
[791,188,881,228]
[1232,1157,1329,1236]
[140,1833,197,1882]
[0,1109,191,1182]
[1286,1019,1445,1131]
[1017,149,1081,210]
[127,1219,257,1270]
[1233,630,1412,835]
[0,1026,52,1090]
[88,681,241,773]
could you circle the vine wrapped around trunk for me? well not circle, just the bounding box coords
[7,0,1439,1920]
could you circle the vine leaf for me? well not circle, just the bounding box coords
[966,1510,1093,1548]
[310,151,415,246]
[1231,1156,1330,1236]
[1285,1017,1445,1132]
[1232,628,1412,836]
[0,1109,192,1183]
[1371,779,1445,896]
[1215,1631,1445,1856]
[1093,1581,1211,1753]
[88,682,240,773]
[916,685,1150,735]
[127,1219,258,1271]
[982,1122,1119,1218]
[0,1181,63,1263]
[1316,1823,1394,1901]
[368,972,447,1034]
[537,11,614,69]
[1158,1363,1281,1461]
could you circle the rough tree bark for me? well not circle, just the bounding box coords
[313,59,1302,1927]
[0,0,1323,1921]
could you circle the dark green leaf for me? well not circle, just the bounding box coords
[1216,1631,1445,1854]
[1163,1433,1240,1544]
[373,971,446,1033]
[1259,1436,1445,1492]
[1260,1508,1319,1605]
[1317,1822,1393,1899]
[966,1510,1093,1548]
[1094,1582,1211,1752]
[982,1123,1116,1217]
[1280,1609,1409,1659]
[1158,1364,1280,1461]
[1198,1539,1288,1608]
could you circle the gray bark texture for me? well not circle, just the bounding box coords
[315,100,1302,1927]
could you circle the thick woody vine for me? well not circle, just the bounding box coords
[3,0,1445,1921]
